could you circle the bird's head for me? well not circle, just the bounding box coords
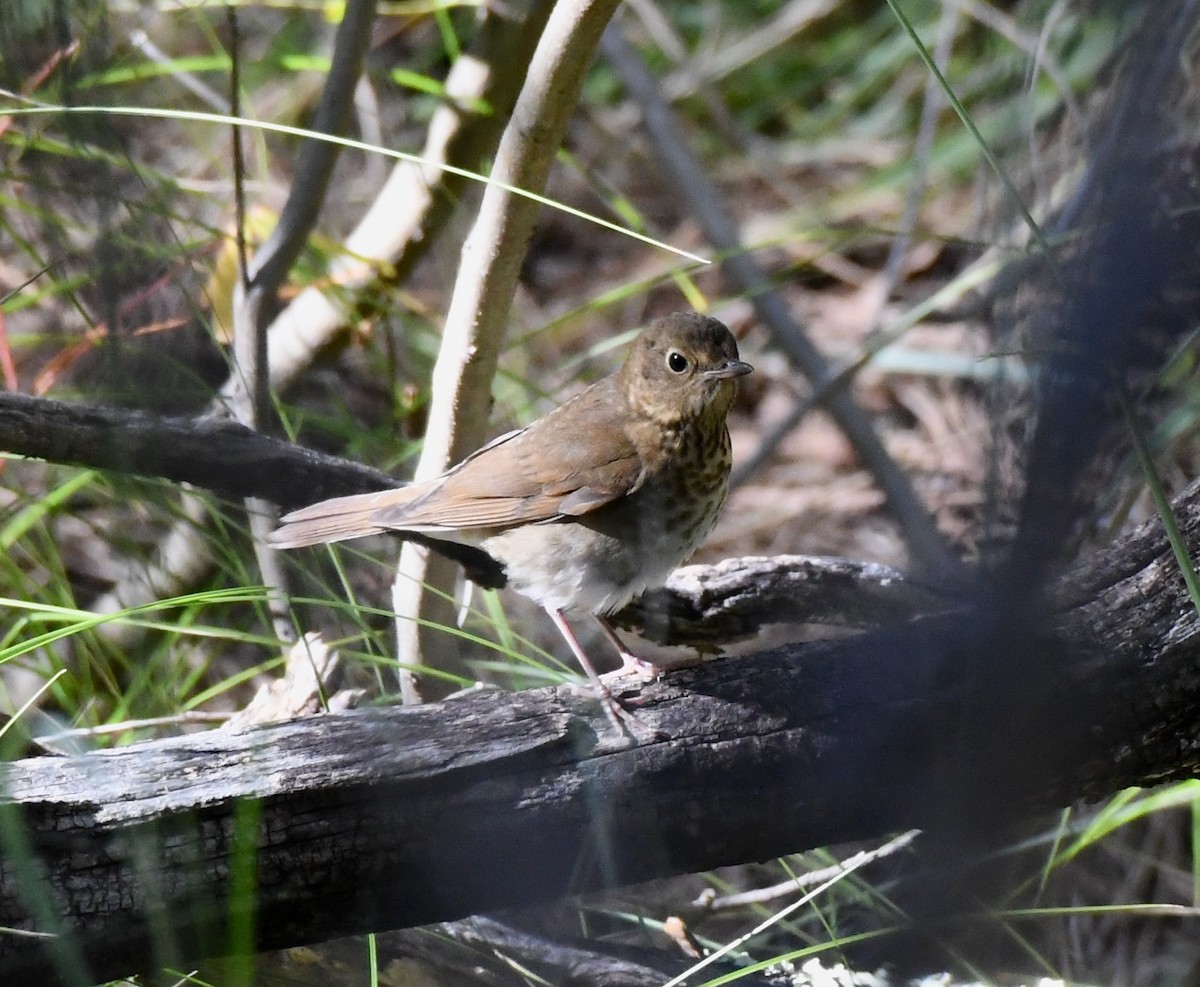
[620,312,753,426]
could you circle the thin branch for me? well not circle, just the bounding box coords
[392,0,624,701]
[228,0,377,423]
[256,1,552,392]
[227,0,376,644]
[697,829,920,911]
[90,2,536,634]
[228,4,291,644]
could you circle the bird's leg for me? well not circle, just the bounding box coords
[545,607,654,738]
[595,616,707,678]
[592,615,665,680]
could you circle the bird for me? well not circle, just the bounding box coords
[271,312,752,718]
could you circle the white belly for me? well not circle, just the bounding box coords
[481,472,727,615]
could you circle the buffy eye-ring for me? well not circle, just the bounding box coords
[667,350,689,373]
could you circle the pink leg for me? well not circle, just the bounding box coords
[596,616,705,677]
[546,607,655,738]
[546,607,611,688]
[592,616,663,680]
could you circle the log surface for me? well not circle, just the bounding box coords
[1,482,1198,983]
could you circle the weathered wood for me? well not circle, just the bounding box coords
[0,391,399,509]
[626,554,947,646]
[1,480,1199,984]
[0,391,509,587]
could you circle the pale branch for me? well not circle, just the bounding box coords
[227,0,378,644]
[393,0,624,698]
[0,479,1198,984]
[91,1,548,646]
[257,0,550,391]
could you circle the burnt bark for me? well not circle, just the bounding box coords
[0,479,1198,985]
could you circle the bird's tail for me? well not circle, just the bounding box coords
[270,489,411,548]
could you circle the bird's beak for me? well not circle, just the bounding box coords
[704,359,754,380]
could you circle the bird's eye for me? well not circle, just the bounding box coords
[667,350,689,374]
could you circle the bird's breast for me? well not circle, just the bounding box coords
[481,422,732,615]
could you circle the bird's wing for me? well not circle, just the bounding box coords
[371,382,645,530]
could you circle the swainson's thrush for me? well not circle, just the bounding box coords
[272,312,752,704]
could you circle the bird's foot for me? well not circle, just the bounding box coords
[614,651,664,682]
[593,614,702,681]
[565,677,660,741]
[548,608,666,741]
[611,649,703,681]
